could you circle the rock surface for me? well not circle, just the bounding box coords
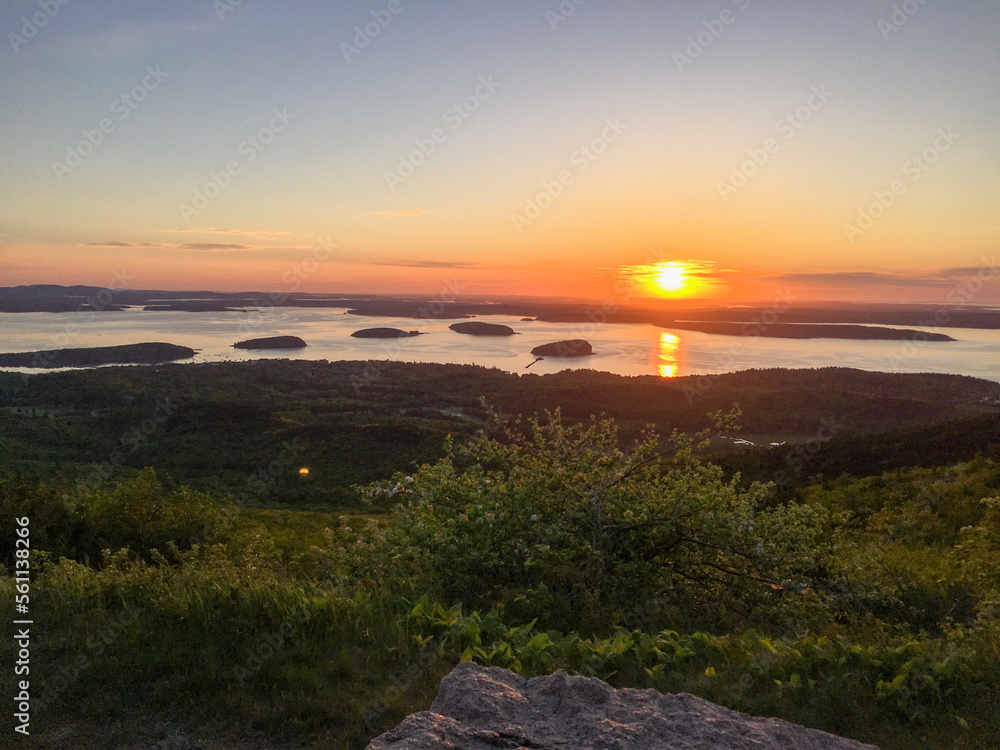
[449,322,516,336]
[531,339,594,357]
[233,335,307,350]
[368,662,879,750]
[351,328,422,339]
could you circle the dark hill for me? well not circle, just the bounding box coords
[2,361,998,507]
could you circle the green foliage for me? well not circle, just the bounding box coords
[78,469,236,561]
[401,594,998,732]
[0,469,235,568]
[2,410,1000,749]
[3,361,998,508]
[805,456,1000,544]
[809,462,1000,633]
[379,408,833,633]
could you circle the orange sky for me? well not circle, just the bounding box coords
[2,3,998,305]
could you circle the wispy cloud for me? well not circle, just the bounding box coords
[159,227,292,237]
[179,243,253,251]
[85,238,318,254]
[766,267,996,288]
[765,271,950,288]
[370,209,428,217]
[374,259,483,269]
[85,241,166,248]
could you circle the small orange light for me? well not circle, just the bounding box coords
[299,467,309,476]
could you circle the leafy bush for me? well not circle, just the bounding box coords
[376,409,835,634]
[0,469,235,568]
[77,468,235,561]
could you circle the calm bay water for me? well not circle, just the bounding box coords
[2,308,999,383]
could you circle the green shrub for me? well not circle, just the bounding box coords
[377,409,835,634]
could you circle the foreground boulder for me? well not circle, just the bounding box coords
[449,322,516,336]
[368,662,878,750]
[233,335,307,350]
[531,339,594,357]
[352,328,422,339]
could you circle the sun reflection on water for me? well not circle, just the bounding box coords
[657,332,681,378]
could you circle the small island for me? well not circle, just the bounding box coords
[531,339,594,357]
[449,322,516,336]
[0,342,195,368]
[351,328,422,339]
[233,336,308,350]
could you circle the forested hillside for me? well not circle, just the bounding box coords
[1,362,998,749]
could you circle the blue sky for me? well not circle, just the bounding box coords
[1,1,998,300]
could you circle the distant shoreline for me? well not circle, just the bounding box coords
[2,285,992,337]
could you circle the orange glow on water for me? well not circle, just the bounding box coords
[657,332,681,378]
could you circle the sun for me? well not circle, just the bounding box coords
[655,263,687,293]
[614,259,718,299]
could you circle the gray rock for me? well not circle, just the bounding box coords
[368,662,878,750]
